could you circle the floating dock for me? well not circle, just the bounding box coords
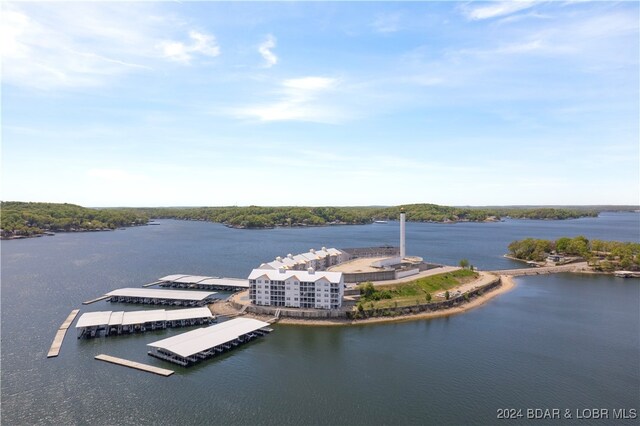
[142,280,163,288]
[105,288,217,307]
[95,354,174,376]
[147,318,272,367]
[82,295,110,305]
[76,307,215,338]
[158,274,250,291]
[47,309,80,358]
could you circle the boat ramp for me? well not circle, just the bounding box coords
[75,307,215,338]
[148,318,272,367]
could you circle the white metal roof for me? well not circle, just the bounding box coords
[75,308,213,328]
[197,278,250,288]
[165,307,212,321]
[108,311,124,326]
[158,274,247,287]
[158,274,190,282]
[248,268,343,283]
[147,318,270,358]
[76,311,112,328]
[171,275,211,284]
[106,288,216,301]
[121,310,167,326]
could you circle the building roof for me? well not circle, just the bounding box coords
[105,288,216,301]
[75,307,213,328]
[147,318,270,358]
[248,268,343,283]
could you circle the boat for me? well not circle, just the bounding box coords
[373,220,387,224]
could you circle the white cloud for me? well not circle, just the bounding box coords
[0,3,162,89]
[231,76,344,123]
[258,34,278,68]
[282,76,336,91]
[372,12,402,33]
[158,30,220,64]
[462,1,537,21]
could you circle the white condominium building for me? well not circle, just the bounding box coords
[248,267,344,309]
[259,247,348,272]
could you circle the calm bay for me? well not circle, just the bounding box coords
[1,213,639,425]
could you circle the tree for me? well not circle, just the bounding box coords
[426,293,432,303]
[445,290,450,300]
[459,259,469,268]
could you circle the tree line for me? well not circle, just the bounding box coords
[130,204,598,228]
[1,202,149,238]
[508,236,640,271]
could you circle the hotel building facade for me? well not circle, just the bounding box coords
[248,267,344,309]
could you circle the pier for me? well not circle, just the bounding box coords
[76,307,215,338]
[105,288,217,307]
[158,274,250,291]
[147,318,272,367]
[82,295,110,305]
[95,354,174,376]
[47,309,80,358]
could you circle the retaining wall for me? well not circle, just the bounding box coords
[347,276,502,319]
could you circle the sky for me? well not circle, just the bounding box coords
[1,1,638,207]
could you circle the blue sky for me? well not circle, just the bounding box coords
[2,1,638,207]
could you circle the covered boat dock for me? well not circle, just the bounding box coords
[158,274,250,291]
[105,288,217,306]
[147,318,272,366]
[76,307,215,338]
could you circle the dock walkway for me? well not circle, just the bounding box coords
[95,354,174,376]
[47,309,80,358]
[489,262,589,276]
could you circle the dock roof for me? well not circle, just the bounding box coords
[147,318,270,358]
[158,274,248,288]
[105,288,216,301]
[75,307,213,328]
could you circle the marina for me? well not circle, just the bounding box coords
[94,354,174,377]
[105,288,217,306]
[157,274,250,291]
[75,307,215,338]
[47,309,80,358]
[147,318,272,366]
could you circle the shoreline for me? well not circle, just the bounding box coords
[242,275,517,327]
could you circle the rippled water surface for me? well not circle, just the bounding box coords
[2,213,638,425]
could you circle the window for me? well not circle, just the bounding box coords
[286,297,290,301]
[294,297,298,301]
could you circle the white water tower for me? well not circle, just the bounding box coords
[400,208,406,258]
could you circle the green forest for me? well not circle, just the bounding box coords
[507,236,640,271]
[131,203,597,229]
[1,202,149,238]
[1,201,601,237]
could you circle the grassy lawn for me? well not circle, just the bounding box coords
[357,269,478,309]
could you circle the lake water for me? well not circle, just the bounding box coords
[1,212,639,425]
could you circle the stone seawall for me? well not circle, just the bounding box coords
[347,276,502,319]
[229,301,349,319]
